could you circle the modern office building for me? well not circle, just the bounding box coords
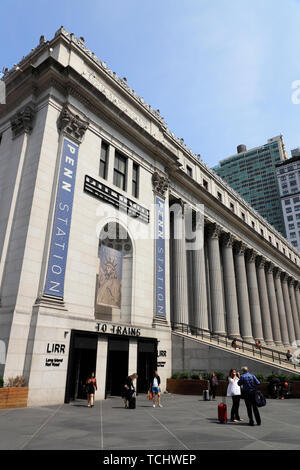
[276,151,300,250]
[0,28,300,407]
[213,137,288,236]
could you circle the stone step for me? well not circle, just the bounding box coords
[172,331,300,374]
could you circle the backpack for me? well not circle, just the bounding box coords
[255,390,266,407]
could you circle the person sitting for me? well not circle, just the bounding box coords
[286,350,292,362]
[231,339,239,350]
[255,340,262,350]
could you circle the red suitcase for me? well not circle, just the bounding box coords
[218,402,227,423]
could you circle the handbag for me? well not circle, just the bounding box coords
[255,390,266,407]
[148,391,153,400]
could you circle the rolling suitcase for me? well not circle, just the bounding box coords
[218,402,227,423]
[203,390,210,401]
[129,396,136,409]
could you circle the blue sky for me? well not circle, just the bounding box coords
[2,0,300,166]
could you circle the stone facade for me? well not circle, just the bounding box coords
[0,28,299,406]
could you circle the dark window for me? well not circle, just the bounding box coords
[260,228,264,236]
[251,221,255,228]
[100,141,109,179]
[217,191,222,201]
[186,165,193,177]
[114,151,127,190]
[230,202,235,212]
[132,162,139,198]
[241,212,245,221]
[203,179,208,190]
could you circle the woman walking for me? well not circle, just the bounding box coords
[86,372,97,408]
[227,369,242,422]
[209,372,219,400]
[122,373,137,409]
[149,370,162,408]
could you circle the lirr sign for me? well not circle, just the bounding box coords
[44,138,79,297]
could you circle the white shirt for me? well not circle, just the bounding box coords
[226,376,241,396]
[153,377,159,388]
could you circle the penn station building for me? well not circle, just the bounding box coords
[0,28,300,406]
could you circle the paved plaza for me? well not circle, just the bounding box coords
[0,394,300,450]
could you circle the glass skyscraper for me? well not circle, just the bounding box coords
[213,136,288,236]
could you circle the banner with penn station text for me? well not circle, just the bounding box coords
[44,138,79,298]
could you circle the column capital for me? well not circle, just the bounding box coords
[11,103,35,138]
[233,240,247,256]
[256,255,266,269]
[265,261,275,274]
[288,277,296,287]
[152,171,169,198]
[281,272,289,283]
[206,222,222,239]
[273,266,282,279]
[245,248,258,263]
[220,232,235,247]
[58,104,89,143]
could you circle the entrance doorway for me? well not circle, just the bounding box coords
[65,332,98,402]
[106,338,129,396]
[137,340,157,393]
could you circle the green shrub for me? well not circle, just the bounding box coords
[171,372,179,379]
[0,377,3,388]
[256,374,265,382]
[290,374,300,381]
[215,372,225,380]
[191,373,200,380]
[179,371,190,379]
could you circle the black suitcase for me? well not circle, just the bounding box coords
[128,396,136,409]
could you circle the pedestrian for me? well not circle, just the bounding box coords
[286,350,292,362]
[149,370,162,408]
[255,340,262,350]
[209,372,219,400]
[86,372,97,408]
[227,369,243,422]
[231,339,239,350]
[238,366,261,426]
[122,373,137,409]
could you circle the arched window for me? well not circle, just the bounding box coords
[95,222,133,324]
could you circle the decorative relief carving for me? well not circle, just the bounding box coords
[152,171,169,198]
[11,105,35,138]
[281,272,289,283]
[273,267,282,279]
[233,240,247,256]
[256,256,266,269]
[221,232,235,248]
[58,105,88,142]
[206,222,222,239]
[266,262,275,275]
[245,248,257,263]
[289,277,295,287]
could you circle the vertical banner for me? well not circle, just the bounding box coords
[155,196,166,318]
[44,138,79,297]
[97,245,123,308]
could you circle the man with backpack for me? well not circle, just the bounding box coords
[238,366,261,426]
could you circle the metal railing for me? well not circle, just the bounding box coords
[171,321,300,371]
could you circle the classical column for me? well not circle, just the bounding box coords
[171,200,189,325]
[295,282,300,324]
[220,233,241,339]
[288,278,300,341]
[233,241,253,342]
[281,273,296,345]
[256,257,274,346]
[206,223,226,334]
[245,249,264,342]
[265,263,282,346]
[191,214,209,330]
[274,268,290,347]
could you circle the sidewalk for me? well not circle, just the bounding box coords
[0,394,299,450]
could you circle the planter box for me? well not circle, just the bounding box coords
[167,379,300,398]
[167,379,210,395]
[0,387,28,409]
